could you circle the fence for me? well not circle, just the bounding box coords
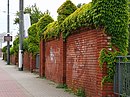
[114,56,130,97]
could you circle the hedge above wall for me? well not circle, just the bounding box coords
[57,0,77,24]
[13,37,19,54]
[57,0,77,15]
[23,38,29,52]
[60,0,129,55]
[60,3,92,39]
[28,23,37,36]
[28,23,39,54]
[28,23,39,44]
[43,21,59,40]
[10,47,14,55]
[37,14,54,39]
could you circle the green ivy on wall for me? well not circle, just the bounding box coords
[92,0,129,55]
[98,48,121,84]
[93,0,129,84]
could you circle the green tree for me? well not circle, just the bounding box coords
[14,4,44,25]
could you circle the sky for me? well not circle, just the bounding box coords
[0,0,92,47]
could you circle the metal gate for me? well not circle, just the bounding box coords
[36,54,40,69]
[114,56,130,97]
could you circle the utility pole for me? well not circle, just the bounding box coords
[19,0,24,71]
[7,0,10,65]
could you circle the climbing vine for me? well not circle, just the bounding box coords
[92,0,129,55]
[99,48,121,84]
[93,0,129,83]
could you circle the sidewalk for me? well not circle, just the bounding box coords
[0,59,76,97]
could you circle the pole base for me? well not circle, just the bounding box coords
[6,63,10,65]
[18,67,23,71]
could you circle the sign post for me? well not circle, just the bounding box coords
[19,0,24,71]
[7,0,10,65]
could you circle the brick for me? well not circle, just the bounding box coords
[29,53,36,73]
[10,54,18,65]
[23,52,30,70]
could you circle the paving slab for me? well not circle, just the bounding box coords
[0,59,76,97]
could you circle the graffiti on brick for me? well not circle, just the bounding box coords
[50,47,60,63]
[69,37,97,82]
[50,47,55,62]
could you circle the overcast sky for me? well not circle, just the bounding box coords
[0,0,92,47]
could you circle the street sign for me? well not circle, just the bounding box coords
[4,35,12,41]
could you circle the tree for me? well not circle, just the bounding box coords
[14,4,44,25]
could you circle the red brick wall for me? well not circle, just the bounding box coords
[10,55,14,64]
[23,52,30,70]
[22,52,36,72]
[39,39,45,77]
[66,28,113,97]
[30,53,36,72]
[39,28,115,96]
[10,54,18,65]
[45,38,65,83]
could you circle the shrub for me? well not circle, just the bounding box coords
[10,47,14,55]
[43,21,60,40]
[28,23,39,55]
[37,14,54,39]
[13,37,19,54]
[57,0,77,24]
[61,3,92,39]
